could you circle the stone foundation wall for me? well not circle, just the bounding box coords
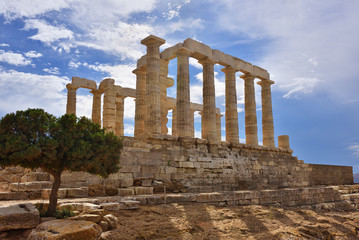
[309,164,353,186]
[114,136,312,192]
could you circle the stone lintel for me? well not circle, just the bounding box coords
[72,76,97,90]
[176,47,192,56]
[253,65,270,80]
[141,35,165,46]
[160,43,183,61]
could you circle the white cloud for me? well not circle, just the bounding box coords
[163,0,191,20]
[189,57,202,69]
[349,144,359,157]
[25,51,42,58]
[84,63,137,88]
[0,50,32,66]
[23,19,74,44]
[280,77,321,99]
[43,67,60,75]
[216,0,359,102]
[0,70,70,116]
[76,21,153,60]
[68,61,81,69]
[0,0,70,20]
[0,43,9,47]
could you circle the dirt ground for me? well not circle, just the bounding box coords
[110,203,359,240]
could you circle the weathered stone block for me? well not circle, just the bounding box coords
[118,200,140,210]
[118,188,135,196]
[67,187,89,198]
[41,188,67,199]
[100,202,120,211]
[27,220,102,240]
[0,203,40,231]
[132,186,153,195]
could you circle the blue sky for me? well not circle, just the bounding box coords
[0,0,358,173]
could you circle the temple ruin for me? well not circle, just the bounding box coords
[63,35,353,192]
[1,35,353,203]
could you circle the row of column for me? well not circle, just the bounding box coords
[135,35,275,147]
[65,81,126,137]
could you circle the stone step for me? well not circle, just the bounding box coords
[41,187,89,199]
[21,172,50,183]
[9,181,53,192]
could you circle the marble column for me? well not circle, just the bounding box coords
[258,79,275,147]
[102,78,116,133]
[176,47,191,137]
[133,68,146,137]
[66,84,78,115]
[221,66,239,144]
[90,89,102,125]
[190,109,196,138]
[141,35,165,135]
[172,107,177,136]
[240,73,258,145]
[216,113,222,142]
[115,97,125,136]
[199,57,217,142]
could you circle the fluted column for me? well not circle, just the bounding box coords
[172,107,177,136]
[190,109,196,138]
[90,89,102,125]
[102,78,116,133]
[176,47,191,137]
[199,57,217,142]
[216,113,222,142]
[221,66,239,144]
[141,35,165,135]
[115,97,125,136]
[66,84,78,115]
[258,79,275,147]
[133,68,146,137]
[241,73,258,145]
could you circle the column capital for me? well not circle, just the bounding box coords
[141,35,165,47]
[198,57,216,66]
[240,73,256,81]
[66,83,78,91]
[257,79,275,86]
[221,66,237,74]
[176,47,191,57]
[132,67,146,75]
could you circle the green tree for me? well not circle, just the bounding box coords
[0,109,122,216]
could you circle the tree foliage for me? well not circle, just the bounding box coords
[0,108,122,215]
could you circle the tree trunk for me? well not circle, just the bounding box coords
[46,172,62,216]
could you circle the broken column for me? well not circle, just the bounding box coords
[66,84,78,115]
[141,35,165,135]
[199,57,217,142]
[222,66,239,144]
[278,135,290,150]
[176,47,192,137]
[133,68,146,137]
[241,73,258,145]
[258,79,275,147]
[90,89,102,125]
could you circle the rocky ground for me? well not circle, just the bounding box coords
[108,203,359,240]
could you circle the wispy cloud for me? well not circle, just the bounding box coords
[348,144,359,157]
